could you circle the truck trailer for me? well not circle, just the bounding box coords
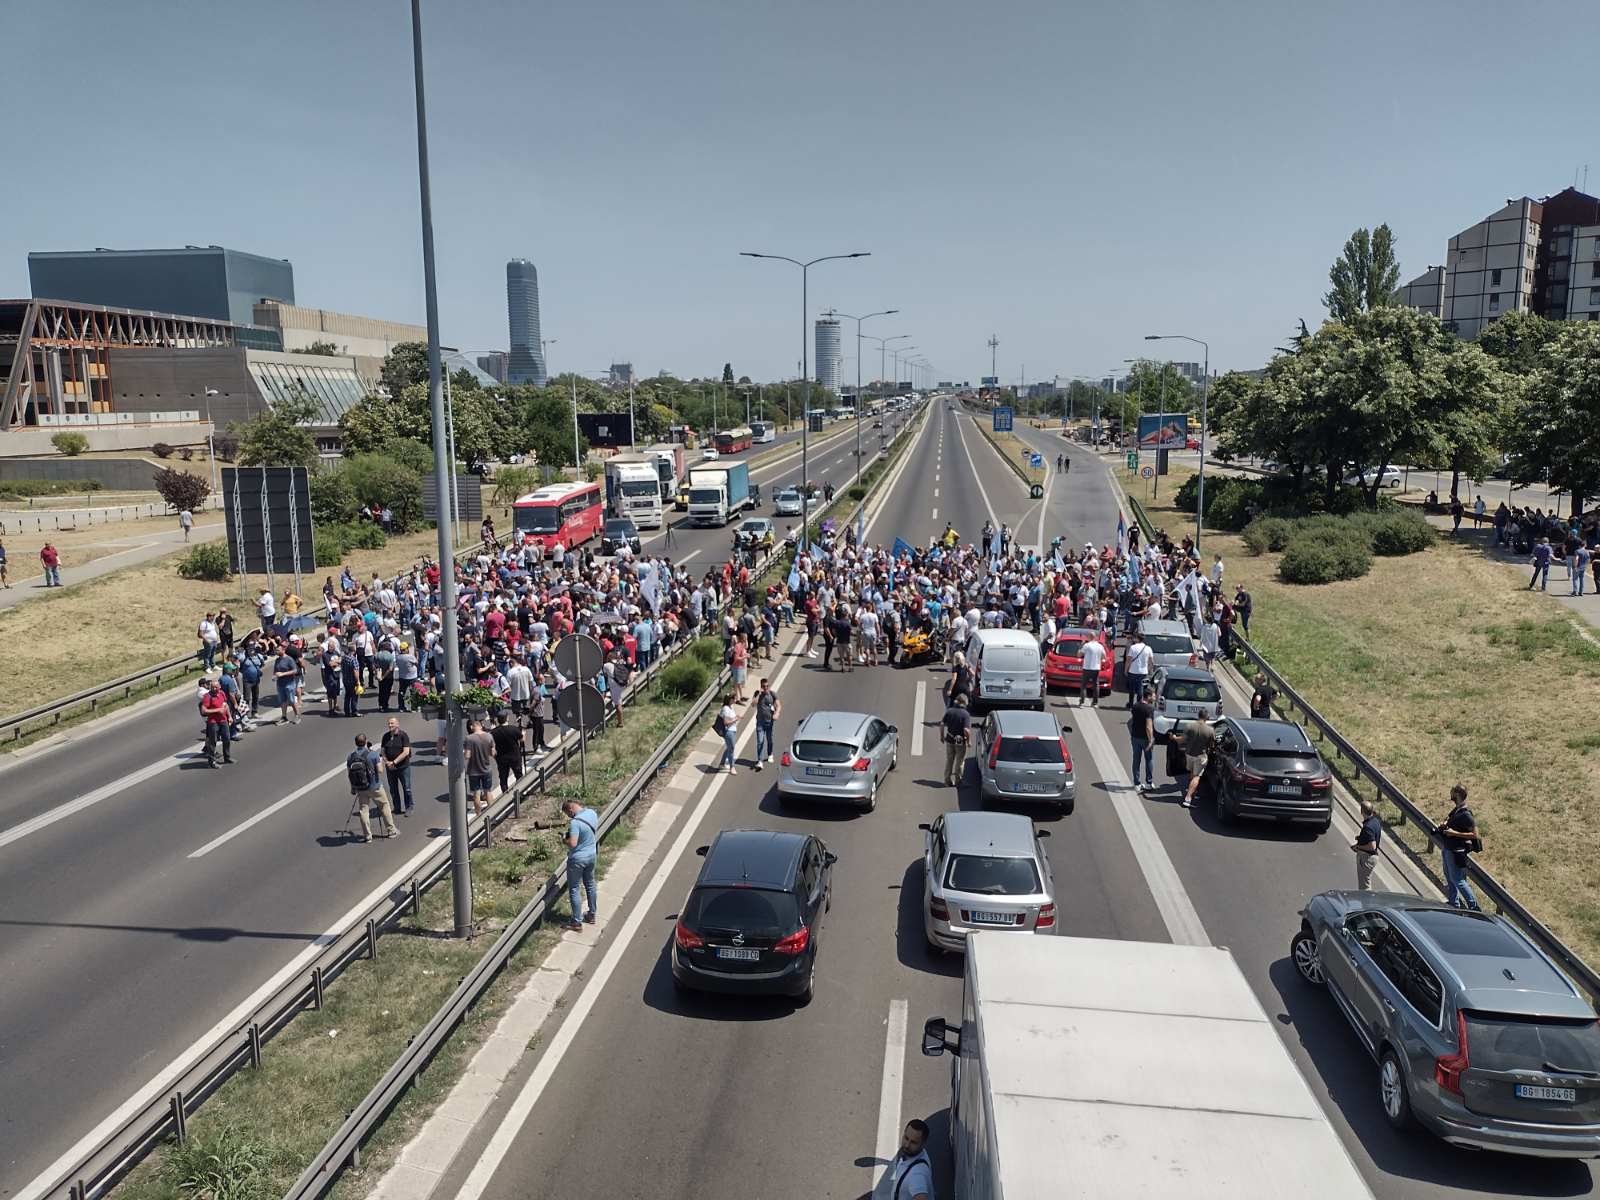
[642,442,686,501]
[921,934,1373,1200]
[686,461,754,526]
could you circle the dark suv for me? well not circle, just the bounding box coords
[1202,716,1332,832]
[671,829,834,1001]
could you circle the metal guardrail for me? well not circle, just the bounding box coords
[1232,634,1600,1003]
[1125,493,1157,543]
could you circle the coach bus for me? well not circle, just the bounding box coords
[512,480,604,549]
[750,419,775,443]
[714,425,753,454]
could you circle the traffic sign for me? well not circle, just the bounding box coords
[1029,483,1044,500]
[1140,465,1155,479]
[992,407,1013,433]
[1028,452,1043,469]
[1126,450,1139,471]
[553,633,604,681]
[556,682,607,733]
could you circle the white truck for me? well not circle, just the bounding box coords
[603,455,664,529]
[921,934,1374,1200]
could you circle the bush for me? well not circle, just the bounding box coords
[151,442,174,459]
[657,658,712,701]
[1241,516,1290,555]
[1279,528,1372,585]
[846,484,867,501]
[0,478,104,499]
[381,439,437,476]
[339,521,388,550]
[176,542,231,581]
[152,465,212,513]
[310,469,358,526]
[688,637,727,671]
[211,432,239,463]
[1205,478,1266,531]
[1354,510,1435,556]
[50,431,89,456]
[313,521,387,567]
[337,453,424,532]
[178,446,195,461]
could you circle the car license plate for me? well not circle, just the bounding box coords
[715,946,760,961]
[1014,782,1053,794]
[805,766,836,778]
[968,911,1015,926]
[1268,782,1302,796]
[1516,1085,1577,1102]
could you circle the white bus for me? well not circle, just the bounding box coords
[750,419,776,443]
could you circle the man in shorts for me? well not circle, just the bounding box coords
[464,718,497,820]
[1180,717,1215,810]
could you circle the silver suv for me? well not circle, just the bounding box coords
[975,709,1075,813]
[778,710,898,812]
[1294,892,1600,1157]
[919,810,1055,953]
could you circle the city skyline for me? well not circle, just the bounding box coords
[4,1,1597,384]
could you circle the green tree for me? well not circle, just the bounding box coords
[1505,321,1600,515]
[1121,360,1195,414]
[235,396,320,470]
[380,342,431,397]
[1475,309,1558,375]
[291,339,343,357]
[1324,224,1401,323]
[338,391,427,453]
[722,363,734,385]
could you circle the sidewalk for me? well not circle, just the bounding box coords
[0,523,225,612]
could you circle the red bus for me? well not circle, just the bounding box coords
[714,425,753,454]
[512,481,604,550]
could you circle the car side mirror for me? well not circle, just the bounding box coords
[824,851,838,866]
[917,822,932,832]
[695,845,709,857]
[922,1016,960,1058]
[887,724,898,734]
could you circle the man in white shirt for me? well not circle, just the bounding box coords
[256,589,276,628]
[1078,635,1108,707]
[1123,629,1154,709]
[882,1120,934,1200]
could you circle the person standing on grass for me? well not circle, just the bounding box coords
[1353,799,1382,891]
[381,716,414,817]
[1572,543,1592,597]
[1529,536,1553,591]
[562,798,600,931]
[1450,494,1464,534]
[0,536,10,587]
[1232,585,1252,638]
[464,718,497,820]
[256,587,276,632]
[753,676,781,770]
[197,612,220,668]
[178,507,193,541]
[1438,784,1481,911]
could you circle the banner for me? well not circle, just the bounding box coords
[892,537,914,560]
[1136,412,1189,451]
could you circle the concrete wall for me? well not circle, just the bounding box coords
[0,421,210,459]
[109,346,266,427]
[0,457,163,489]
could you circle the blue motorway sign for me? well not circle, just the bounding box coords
[1028,452,1043,468]
[992,406,1013,432]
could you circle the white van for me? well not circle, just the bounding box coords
[964,628,1044,712]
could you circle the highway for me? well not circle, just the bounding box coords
[0,410,906,1193]
[424,401,1596,1200]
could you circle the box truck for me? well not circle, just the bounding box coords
[921,934,1373,1200]
[642,443,685,501]
[603,455,664,528]
[686,461,754,526]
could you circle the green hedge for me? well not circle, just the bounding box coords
[1243,509,1433,564]
[176,542,232,581]
[689,638,726,671]
[1279,527,1373,584]
[314,521,388,567]
[657,658,712,701]
[0,478,105,499]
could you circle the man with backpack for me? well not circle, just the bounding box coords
[347,733,396,842]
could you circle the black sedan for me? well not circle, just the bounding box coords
[1202,716,1333,832]
[672,829,833,1001]
[600,518,641,556]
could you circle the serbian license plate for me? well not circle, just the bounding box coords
[1013,781,1055,794]
[968,910,1016,926]
[715,946,761,961]
[1516,1085,1577,1102]
[805,766,837,778]
[1268,782,1302,796]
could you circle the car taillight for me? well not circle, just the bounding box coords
[1435,1010,1470,1095]
[1059,736,1072,771]
[852,757,871,772]
[930,897,949,920]
[674,919,704,950]
[988,739,1001,768]
[773,925,810,955]
[1230,764,1265,784]
[780,751,791,767]
[1036,903,1056,929]
[1309,775,1331,791]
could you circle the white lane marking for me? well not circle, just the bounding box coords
[456,635,810,1200]
[870,999,910,1189]
[930,507,938,521]
[933,487,939,498]
[188,763,347,858]
[953,413,1001,530]
[1075,710,1209,946]
[1034,456,1054,549]
[13,828,458,1200]
[912,682,927,755]
[679,549,701,562]
[0,748,200,852]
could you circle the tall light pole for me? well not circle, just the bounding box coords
[1146,333,1209,549]
[739,251,870,546]
[835,308,899,485]
[409,0,471,937]
[862,332,910,405]
[202,388,221,499]
[890,345,918,397]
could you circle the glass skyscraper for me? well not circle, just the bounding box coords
[505,258,546,386]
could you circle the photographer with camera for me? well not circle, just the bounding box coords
[1437,783,1481,911]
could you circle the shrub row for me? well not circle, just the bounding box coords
[1243,509,1433,584]
[313,521,388,567]
[0,478,104,499]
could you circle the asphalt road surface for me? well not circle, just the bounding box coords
[0,411,907,1193]
[432,402,1597,1200]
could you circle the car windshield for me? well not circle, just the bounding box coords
[777,490,798,501]
[514,506,560,533]
[793,739,855,763]
[686,887,798,936]
[1163,678,1220,702]
[944,854,1042,896]
[605,523,634,536]
[688,488,721,504]
[1463,1012,1600,1074]
[619,482,657,497]
[1144,634,1192,654]
[997,736,1063,764]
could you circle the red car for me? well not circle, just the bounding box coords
[1043,627,1113,691]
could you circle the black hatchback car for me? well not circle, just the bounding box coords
[600,517,641,556]
[672,829,834,1001]
[1202,716,1333,832]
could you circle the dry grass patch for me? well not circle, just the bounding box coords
[1120,465,1600,964]
[970,416,1045,488]
[1,510,224,573]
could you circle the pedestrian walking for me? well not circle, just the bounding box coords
[753,676,781,769]
[1129,682,1155,791]
[883,1120,935,1200]
[347,734,396,842]
[562,798,600,931]
[714,692,739,774]
[1529,537,1552,591]
[1352,799,1381,891]
[39,541,61,587]
[492,710,525,794]
[200,678,234,766]
[464,718,497,820]
[1450,495,1463,533]
[1437,784,1481,910]
[0,536,11,587]
[273,644,301,723]
[730,632,750,702]
[1572,544,1592,597]
[381,716,414,816]
[941,692,972,787]
[178,507,193,541]
[1179,717,1214,810]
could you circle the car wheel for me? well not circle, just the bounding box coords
[1317,817,1332,835]
[1214,778,1235,824]
[1291,931,1324,986]
[1379,1049,1417,1130]
[889,747,898,771]
[862,776,877,813]
[796,954,816,1004]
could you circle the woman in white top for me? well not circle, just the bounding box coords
[716,693,739,774]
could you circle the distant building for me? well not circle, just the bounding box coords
[1535,187,1600,321]
[476,351,509,383]
[1567,225,1600,322]
[251,299,425,379]
[608,362,635,389]
[814,316,842,392]
[1170,362,1204,383]
[1400,266,1446,317]
[28,245,294,328]
[506,259,546,386]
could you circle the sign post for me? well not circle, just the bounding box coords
[992,407,1013,433]
[553,634,606,791]
[1126,450,1139,472]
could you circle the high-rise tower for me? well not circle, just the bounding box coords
[505,259,546,386]
[814,315,842,393]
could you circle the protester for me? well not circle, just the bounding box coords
[1353,799,1381,891]
[563,797,600,931]
[347,733,396,842]
[39,541,61,587]
[381,716,414,817]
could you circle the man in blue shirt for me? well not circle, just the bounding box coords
[632,615,655,669]
[1352,799,1382,891]
[563,798,600,931]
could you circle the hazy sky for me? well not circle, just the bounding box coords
[5,0,1593,384]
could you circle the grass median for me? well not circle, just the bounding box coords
[970,415,1045,491]
[1117,461,1600,965]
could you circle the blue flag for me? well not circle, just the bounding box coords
[892,536,914,561]
[786,562,801,591]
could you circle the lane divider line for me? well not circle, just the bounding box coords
[870,998,910,1191]
[912,682,926,756]
[188,763,347,859]
[0,749,201,852]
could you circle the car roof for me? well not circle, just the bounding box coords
[1230,718,1312,751]
[941,810,1039,857]
[990,709,1061,738]
[971,628,1037,649]
[1052,626,1096,640]
[698,828,807,890]
[1139,618,1191,635]
[1158,666,1213,684]
[795,710,872,741]
[604,518,634,527]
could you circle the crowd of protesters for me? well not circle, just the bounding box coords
[1491,502,1600,596]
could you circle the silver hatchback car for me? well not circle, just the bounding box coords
[1137,617,1197,671]
[778,711,898,812]
[975,709,1075,813]
[1295,891,1600,1157]
[920,811,1055,952]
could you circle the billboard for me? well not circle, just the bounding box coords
[1136,413,1189,451]
[980,375,999,387]
[576,412,634,448]
[422,472,484,523]
[992,407,1014,432]
[221,467,314,578]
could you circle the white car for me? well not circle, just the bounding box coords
[773,487,803,517]
[1344,467,1402,488]
[701,446,719,460]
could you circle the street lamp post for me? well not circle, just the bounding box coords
[409,0,471,937]
[890,345,918,398]
[1146,334,1209,550]
[202,388,221,500]
[739,250,870,547]
[835,308,899,486]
